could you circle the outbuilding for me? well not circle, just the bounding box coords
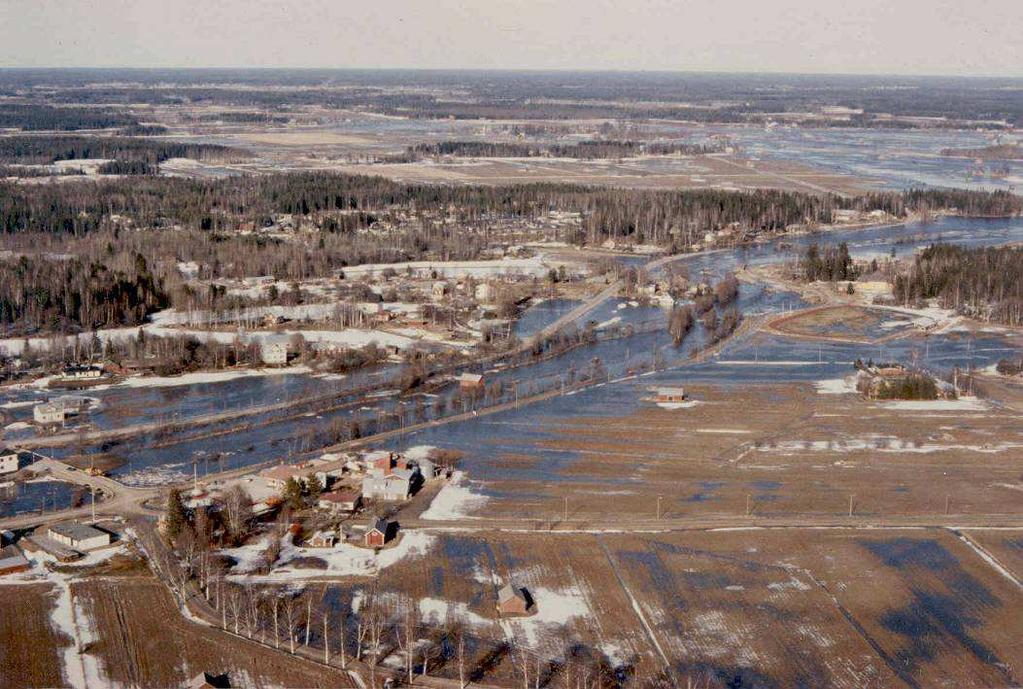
[0,447,25,475]
[653,386,687,403]
[457,372,485,391]
[364,518,394,548]
[496,584,534,616]
[46,522,111,551]
[0,544,30,575]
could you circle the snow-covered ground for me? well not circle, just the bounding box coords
[878,396,987,411]
[814,376,859,394]
[221,530,436,582]
[420,471,489,521]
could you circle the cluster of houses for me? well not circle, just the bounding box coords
[258,448,449,515]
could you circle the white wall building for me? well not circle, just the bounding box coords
[0,448,22,475]
[261,342,289,366]
[46,522,111,551]
[33,403,65,425]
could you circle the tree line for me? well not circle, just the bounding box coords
[0,135,248,165]
[2,172,1017,243]
[0,103,138,130]
[384,139,724,162]
[891,243,1023,325]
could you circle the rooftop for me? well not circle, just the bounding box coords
[47,522,107,542]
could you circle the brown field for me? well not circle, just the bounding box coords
[72,576,356,689]
[0,584,68,689]
[461,381,1023,523]
[768,305,908,342]
[327,527,1023,688]
[332,155,871,194]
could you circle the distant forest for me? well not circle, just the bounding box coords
[1,174,1018,243]
[2,71,1020,127]
[892,243,1023,325]
[0,135,249,165]
[386,139,724,161]
[0,175,1017,336]
[0,103,138,130]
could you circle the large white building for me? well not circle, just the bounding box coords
[46,522,111,551]
[33,403,66,425]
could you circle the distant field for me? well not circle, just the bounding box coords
[341,527,1023,687]
[333,155,872,195]
[449,380,1023,522]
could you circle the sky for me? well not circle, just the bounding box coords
[1,0,1021,77]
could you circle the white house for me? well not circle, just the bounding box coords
[474,283,497,303]
[46,522,111,551]
[362,468,415,501]
[0,447,23,475]
[59,365,103,381]
[261,342,289,366]
[33,403,65,425]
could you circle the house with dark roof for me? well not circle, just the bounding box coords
[364,518,395,548]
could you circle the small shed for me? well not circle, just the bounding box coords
[496,584,534,616]
[654,386,686,403]
[0,544,30,575]
[364,518,394,548]
[457,372,485,391]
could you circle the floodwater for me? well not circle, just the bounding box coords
[0,478,82,518]
[6,215,1023,485]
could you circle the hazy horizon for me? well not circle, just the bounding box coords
[2,0,1021,78]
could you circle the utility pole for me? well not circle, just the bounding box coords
[746,494,752,516]
[91,486,96,523]
[848,494,855,517]
[563,495,568,522]
[657,495,662,520]
[945,495,951,516]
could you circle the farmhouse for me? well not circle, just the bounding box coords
[33,402,66,425]
[46,522,111,551]
[317,490,362,514]
[654,386,687,403]
[364,518,394,547]
[497,584,534,616]
[59,364,103,381]
[432,281,450,299]
[260,463,313,488]
[0,544,30,575]
[362,468,416,501]
[261,342,289,366]
[458,372,485,391]
[474,282,497,303]
[0,447,24,475]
